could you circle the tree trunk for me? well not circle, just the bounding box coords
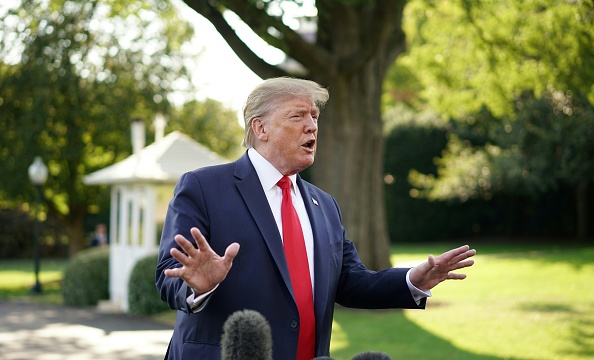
[50,203,87,256]
[183,0,407,270]
[65,215,87,255]
[311,68,391,270]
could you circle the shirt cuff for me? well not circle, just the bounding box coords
[186,284,219,313]
[406,269,432,305]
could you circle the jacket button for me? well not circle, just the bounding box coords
[290,320,298,328]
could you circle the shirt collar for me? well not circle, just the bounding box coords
[247,148,297,192]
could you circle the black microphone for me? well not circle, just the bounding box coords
[221,309,273,360]
[351,351,393,360]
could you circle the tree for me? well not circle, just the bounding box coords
[0,0,198,254]
[169,98,244,160]
[513,89,594,239]
[180,0,413,268]
[397,0,594,239]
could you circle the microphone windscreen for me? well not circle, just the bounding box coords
[221,309,273,360]
[351,351,393,360]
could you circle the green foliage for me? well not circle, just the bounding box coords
[170,99,244,160]
[383,102,580,240]
[61,246,109,306]
[399,0,594,118]
[0,0,197,251]
[0,0,244,252]
[385,1,594,239]
[514,89,594,190]
[127,253,169,315]
[0,209,36,259]
[383,104,478,242]
[406,90,593,197]
[0,208,69,259]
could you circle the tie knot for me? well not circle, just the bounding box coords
[277,176,291,190]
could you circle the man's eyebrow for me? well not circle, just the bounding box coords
[288,107,319,115]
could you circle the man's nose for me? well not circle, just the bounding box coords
[304,115,318,133]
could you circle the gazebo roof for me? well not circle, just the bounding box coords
[83,131,228,185]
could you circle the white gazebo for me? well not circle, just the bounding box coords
[83,119,227,312]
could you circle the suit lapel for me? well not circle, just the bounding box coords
[233,153,293,294]
[297,178,331,331]
[234,153,332,334]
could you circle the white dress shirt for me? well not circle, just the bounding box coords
[248,147,316,287]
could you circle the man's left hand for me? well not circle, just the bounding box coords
[409,245,476,291]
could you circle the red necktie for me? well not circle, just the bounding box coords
[277,176,315,360]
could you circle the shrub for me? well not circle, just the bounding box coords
[128,253,169,315]
[0,208,69,259]
[61,247,109,306]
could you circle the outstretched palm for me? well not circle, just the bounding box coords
[409,245,476,291]
[164,227,240,295]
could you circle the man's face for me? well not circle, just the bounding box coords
[254,96,319,175]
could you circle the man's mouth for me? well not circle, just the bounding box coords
[302,139,315,150]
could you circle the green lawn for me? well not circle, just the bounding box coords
[1,241,593,359]
[329,240,594,359]
[0,258,66,304]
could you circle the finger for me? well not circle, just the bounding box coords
[190,227,210,250]
[448,249,477,265]
[449,259,475,271]
[447,272,467,280]
[170,247,192,267]
[440,245,470,260]
[164,266,185,278]
[174,234,198,256]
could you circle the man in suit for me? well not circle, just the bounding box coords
[156,77,476,359]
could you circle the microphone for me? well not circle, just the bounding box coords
[221,309,273,360]
[351,351,393,360]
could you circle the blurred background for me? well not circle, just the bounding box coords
[0,1,592,359]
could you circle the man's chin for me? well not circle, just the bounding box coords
[296,157,315,173]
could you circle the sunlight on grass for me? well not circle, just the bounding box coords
[0,270,63,288]
[403,247,594,360]
[3,246,593,359]
[329,320,349,353]
[327,244,594,360]
[0,259,65,303]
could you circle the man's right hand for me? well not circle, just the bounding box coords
[163,227,240,295]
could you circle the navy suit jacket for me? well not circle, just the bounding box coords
[156,152,425,360]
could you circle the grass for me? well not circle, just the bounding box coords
[329,240,594,359]
[1,240,593,359]
[0,258,66,304]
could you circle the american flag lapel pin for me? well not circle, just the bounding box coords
[312,198,319,206]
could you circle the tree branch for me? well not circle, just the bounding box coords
[221,0,335,73]
[183,0,285,79]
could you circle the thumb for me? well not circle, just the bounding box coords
[224,242,240,263]
[427,254,436,267]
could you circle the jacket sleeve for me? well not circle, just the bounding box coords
[155,171,211,313]
[327,196,425,310]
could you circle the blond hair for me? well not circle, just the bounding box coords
[242,77,329,148]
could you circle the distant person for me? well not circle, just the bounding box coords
[89,223,108,247]
[156,77,476,359]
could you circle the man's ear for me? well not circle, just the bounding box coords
[252,117,268,142]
